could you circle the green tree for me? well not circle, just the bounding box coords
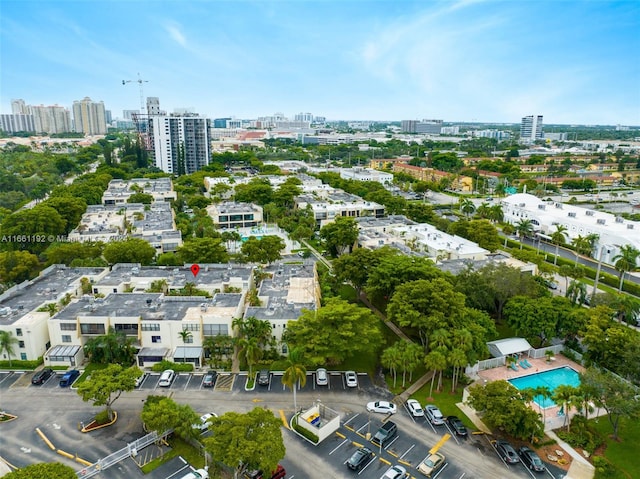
[203,334,233,369]
[240,235,285,264]
[459,198,475,217]
[103,237,156,265]
[332,247,382,294]
[284,298,382,366]
[553,384,580,431]
[0,330,19,366]
[0,205,66,253]
[42,196,87,234]
[514,219,534,249]
[127,192,154,204]
[503,296,572,346]
[203,408,285,478]
[0,250,40,284]
[467,380,544,441]
[141,396,200,441]
[4,462,77,479]
[381,343,403,388]
[76,364,141,421]
[177,237,229,264]
[281,349,307,411]
[612,245,640,292]
[238,337,263,378]
[178,329,193,365]
[550,224,568,266]
[83,327,137,365]
[424,349,447,398]
[233,178,274,205]
[319,216,359,256]
[43,241,104,266]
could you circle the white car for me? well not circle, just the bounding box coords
[345,371,358,388]
[316,368,328,386]
[406,399,424,417]
[380,464,406,479]
[367,400,397,415]
[193,412,217,433]
[158,369,175,387]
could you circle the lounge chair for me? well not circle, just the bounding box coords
[519,360,529,369]
[523,359,533,368]
[509,362,518,371]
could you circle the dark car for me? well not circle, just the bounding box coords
[519,446,545,472]
[495,440,519,464]
[347,446,374,471]
[59,369,80,387]
[31,368,54,385]
[446,416,468,436]
[257,369,270,386]
[243,464,286,479]
[371,421,398,448]
[202,370,217,388]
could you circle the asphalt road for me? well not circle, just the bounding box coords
[0,370,566,479]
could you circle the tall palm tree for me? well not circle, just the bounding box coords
[0,331,19,367]
[553,384,579,431]
[282,349,307,412]
[612,245,640,292]
[488,204,504,223]
[475,202,491,219]
[585,233,600,258]
[459,198,475,218]
[425,350,447,398]
[178,329,193,365]
[238,337,262,379]
[549,224,568,266]
[381,345,402,388]
[571,235,590,265]
[515,219,534,249]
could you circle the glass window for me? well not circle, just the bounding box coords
[203,324,229,336]
[62,335,72,343]
[182,324,200,331]
[15,328,23,337]
[20,353,27,360]
[151,336,161,343]
[80,323,106,335]
[60,323,76,331]
[18,341,25,348]
[141,323,160,331]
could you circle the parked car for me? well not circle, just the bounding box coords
[519,446,545,472]
[446,416,468,436]
[31,368,54,385]
[243,465,286,479]
[406,399,424,417]
[193,412,218,433]
[134,372,146,388]
[347,447,374,471]
[544,279,558,290]
[59,369,80,387]
[158,369,175,387]
[380,465,406,479]
[315,368,328,386]
[345,370,358,388]
[371,421,397,448]
[367,400,397,415]
[424,405,445,425]
[179,468,209,479]
[202,370,217,388]
[417,452,445,477]
[257,369,270,386]
[495,440,519,464]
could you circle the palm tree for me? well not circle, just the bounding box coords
[178,329,193,365]
[585,233,600,258]
[571,235,590,265]
[459,198,475,218]
[549,224,568,266]
[553,384,579,431]
[612,245,640,292]
[282,349,307,412]
[424,350,447,398]
[488,204,504,223]
[475,202,491,219]
[381,345,402,388]
[238,337,262,379]
[0,331,19,367]
[528,385,551,426]
[515,219,534,249]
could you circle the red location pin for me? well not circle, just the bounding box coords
[190,264,200,277]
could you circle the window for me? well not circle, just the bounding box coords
[114,324,138,334]
[80,323,106,335]
[151,336,161,343]
[15,328,23,337]
[182,324,200,331]
[141,323,160,331]
[20,353,27,360]
[60,323,76,331]
[203,324,229,336]
[62,335,72,343]
[183,335,194,344]
[18,341,25,348]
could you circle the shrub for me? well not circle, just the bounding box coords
[292,415,319,443]
[0,358,43,370]
[556,415,604,454]
[151,360,193,373]
[94,409,110,425]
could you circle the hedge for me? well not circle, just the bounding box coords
[0,357,43,370]
[151,360,194,373]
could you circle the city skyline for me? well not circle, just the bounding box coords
[1,0,639,125]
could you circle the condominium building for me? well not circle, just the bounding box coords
[401,119,443,134]
[0,114,35,133]
[147,114,211,175]
[11,99,27,114]
[520,115,544,142]
[11,100,73,134]
[72,97,107,135]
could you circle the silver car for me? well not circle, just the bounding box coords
[425,404,445,425]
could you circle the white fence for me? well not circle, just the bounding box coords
[528,344,563,359]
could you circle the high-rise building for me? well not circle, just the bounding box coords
[11,99,27,114]
[72,97,107,135]
[295,112,314,122]
[146,97,163,116]
[0,114,36,133]
[28,105,72,134]
[401,119,443,134]
[520,115,544,142]
[147,114,211,175]
[122,110,139,120]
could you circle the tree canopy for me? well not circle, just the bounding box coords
[141,395,200,441]
[5,463,77,479]
[319,216,359,256]
[103,237,156,265]
[76,364,141,421]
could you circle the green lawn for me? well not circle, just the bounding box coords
[140,436,205,474]
[590,416,640,479]
[75,363,108,385]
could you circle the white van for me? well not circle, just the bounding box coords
[158,369,175,387]
[179,468,208,479]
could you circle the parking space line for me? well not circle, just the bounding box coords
[343,413,359,426]
[432,463,448,478]
[184,374,192,390]
[357,456,376,475]
[400,444,415,459]
[444,424,460,445]
[329,439,348,455]
[356,422,369,434]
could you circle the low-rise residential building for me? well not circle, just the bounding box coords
[294,190,385,227]
[393,163,473,192]
[207,202,263,229]
[338,167,393,184]
[102,178,177,205]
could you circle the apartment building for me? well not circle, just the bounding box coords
[72,97,107,135]
[101,178,177,205]
[294,190,385,228]
[207,202,264,229]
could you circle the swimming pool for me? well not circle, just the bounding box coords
[508,366,581,408]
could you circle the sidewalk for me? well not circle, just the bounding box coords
[546,430,595,479]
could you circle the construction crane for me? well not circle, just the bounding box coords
[122,72,149,114]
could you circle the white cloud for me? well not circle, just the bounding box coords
[166,24,187,47]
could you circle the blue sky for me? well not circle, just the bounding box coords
[1,0,639,125]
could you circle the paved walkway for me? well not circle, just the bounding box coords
[546,430,595,479]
